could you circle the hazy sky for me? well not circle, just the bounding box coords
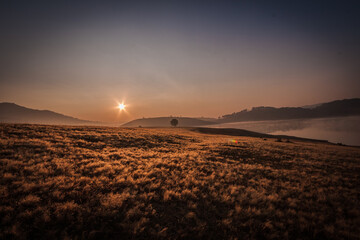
[1,0,359,122]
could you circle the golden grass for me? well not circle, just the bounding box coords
[0,124,359,239]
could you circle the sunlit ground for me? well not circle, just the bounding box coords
[0,124,359,239]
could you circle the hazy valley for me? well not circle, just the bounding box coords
[2,99,360,146]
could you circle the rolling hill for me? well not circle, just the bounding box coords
[221,98,360,122]
[122,117,216,127]
[0,102,98,125]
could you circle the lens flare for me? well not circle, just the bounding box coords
[118,103,126,111]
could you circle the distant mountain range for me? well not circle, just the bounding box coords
[0,102,98,125]
[123,98,360,127]
[1,98,359,126]
[220,98,360,122]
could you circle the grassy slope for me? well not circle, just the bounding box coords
[0,124,359,239]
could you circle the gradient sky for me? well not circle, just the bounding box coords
[1,0,359,122]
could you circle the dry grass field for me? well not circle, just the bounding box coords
[0,124,359,239]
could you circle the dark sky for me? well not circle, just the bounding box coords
[0,0,359,122]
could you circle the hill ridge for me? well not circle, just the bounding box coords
[220,98,360,122]
[0,102,97,125]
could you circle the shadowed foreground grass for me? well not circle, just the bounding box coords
[0,124,359,239]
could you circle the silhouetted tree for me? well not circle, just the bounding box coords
[170,119,178,127]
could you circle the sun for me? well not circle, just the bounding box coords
[118,103,126,111]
